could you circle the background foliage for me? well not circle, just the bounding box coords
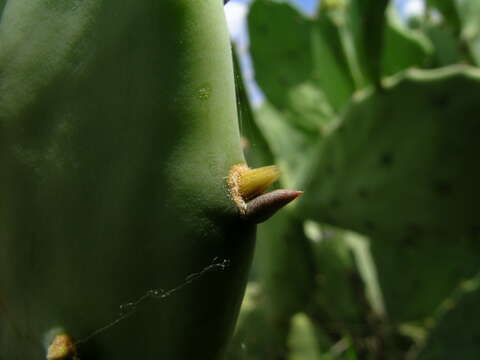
[226,0,480,358]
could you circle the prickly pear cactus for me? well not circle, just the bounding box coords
[0,1,300,359]
[301,66,480,240]
[228,0,480,358]
[300,66,480,324]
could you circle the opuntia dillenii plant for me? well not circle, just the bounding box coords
[0,1,300,359]
[227,0,480,359]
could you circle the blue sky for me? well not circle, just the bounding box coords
[224,0,426,105]
[285,0,426,15]
[289,0,317,14]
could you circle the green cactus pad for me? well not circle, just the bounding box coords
[226,284,283,360]
[300,66,480,323]
[301,66,480,240]
[455,0,480,65]
[426,0,461,36]
[254,101,318,189]
[418,275,480,359]
[232,46,274,169]
[255,210,316,330]
[425,24,461,67]
[248,0,338,134]
[343,0,389,87]
[382,8,433,76]
[311,11,355,112]
[247,0,363,128]
[370,233,480,324]
[306,224,367,336]
[0,1,254,359]
[287,313,326,360]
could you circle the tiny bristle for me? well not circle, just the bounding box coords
[238,165,280,200]
[46,334,76,360]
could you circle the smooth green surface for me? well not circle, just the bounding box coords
[248,0,353,128]
[226,284,282,360]
[308,226,371,338]
[371,233,480,324]
[425,24,461,67]
[311,10,355,112]
[418,276,480,359]
[0,1,253,359]
[426,0,461,35]
[345,0,389,87]
[288,313,325,360]
[382,8,432,76]
[255,210,316,341]
[248,0,312,115]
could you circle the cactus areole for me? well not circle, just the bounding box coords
[0,1,298,359]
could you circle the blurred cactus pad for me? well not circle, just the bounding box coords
[227,0,480,359]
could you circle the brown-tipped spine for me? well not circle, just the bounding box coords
[245,190,303,224]
[227,163,303,223]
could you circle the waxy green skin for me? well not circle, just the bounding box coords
[0,0,254,359]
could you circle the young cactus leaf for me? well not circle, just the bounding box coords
[238,165,281,200]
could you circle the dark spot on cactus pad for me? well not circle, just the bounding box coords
[401,223,424,247]
[357,188,370,199]
[432,94,451,109]
[379,152,394,167]
[432,180,453,197]
[329,198,341,209]
[402,235,417,248]
[326,164,334,175]
[256,24,268,35]
[364,220,375,231]
[471,226,480,240]
[323,213,334,224]
[294,14,304,24]
[278,76,290,86]
[405,223,424,239]
[315,274,326,286]
[286,49,299,60]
